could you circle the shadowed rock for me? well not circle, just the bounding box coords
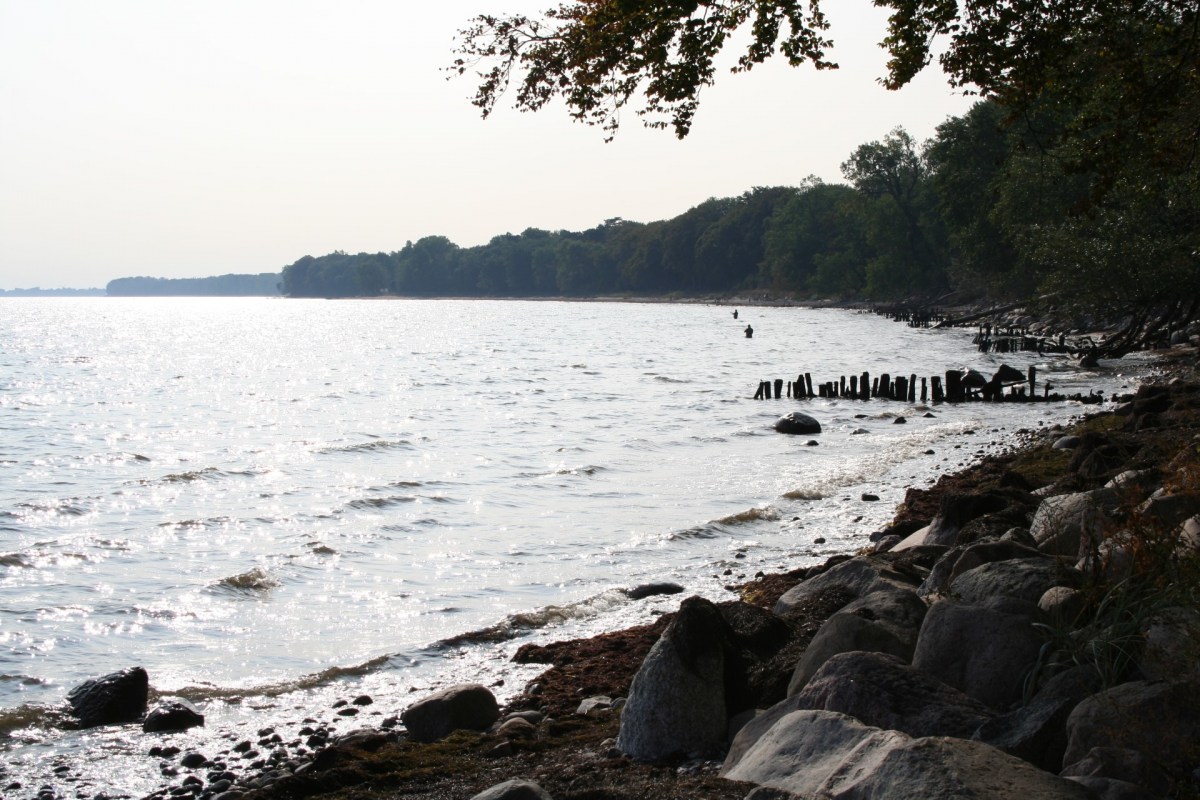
[401,684,500,743]
[143,699,205,733]
[617,596,730,760]
[67,666,149,728]
[795,651,995,738]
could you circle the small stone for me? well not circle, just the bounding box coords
[894,416,907,424]
[179,753,207,769]
[352,695,373,706]
[861,493,879,501]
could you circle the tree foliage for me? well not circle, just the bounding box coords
[451,0,836,139]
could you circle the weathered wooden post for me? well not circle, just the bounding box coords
[895,376,909,403]
[774,379,783,399]
[879,373,891,399]
[946,370,964,403]
[931,375,944,403]
[1028,366,1037,399]
[754,382,764,400]
[805,373,814,397]
[861,372,870,400]
[839,376,847,397]
[920,377,928,403]
[908,374,917,403]
[850,375,858,398]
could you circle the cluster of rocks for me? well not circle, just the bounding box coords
[460,381,1200,799]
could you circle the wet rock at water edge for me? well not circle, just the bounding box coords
[774,412,821,435]
[625,582,685,600]
[143,699,205,733]
[402,683,500,743]
[66,666,149,728]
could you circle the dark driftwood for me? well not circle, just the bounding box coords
[933,301,1026,329]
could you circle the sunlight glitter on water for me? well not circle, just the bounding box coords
[0,297,1149,797]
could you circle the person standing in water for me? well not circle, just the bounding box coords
[744,324,753,338]
[732,309,738,319]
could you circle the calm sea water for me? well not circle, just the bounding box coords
[0,297,1147,796]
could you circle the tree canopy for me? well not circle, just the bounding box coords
[452,1,1197,147]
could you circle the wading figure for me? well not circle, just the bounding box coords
[744,324,753,338]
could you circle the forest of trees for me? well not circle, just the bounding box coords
[283,0,1196,358]
[281,98,1195,318]
[107,273,281,296]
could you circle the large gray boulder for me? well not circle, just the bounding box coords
[1138,606,1200,683]
[918,541,1047,598]
[1137,491,1200,531]
[840,736,1096,799]
[469,780,555,800]
[1030,489,1119,557]
[912,598,1044,710]
[1060,746,1171,799]
[786,588,927,695]
[66,666,149,728]
[616,596,730,760]
[773,556,921,617]
[972,664,1101,772]
[722,709,1092,799]
[893,492,1018,551]
[794,651,995,738]
[1063,679,1200,778]
[721,709,907,791]
[401,683,500,743]
[949,558,1083,605]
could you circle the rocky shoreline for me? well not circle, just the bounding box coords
[25,343,1200,800]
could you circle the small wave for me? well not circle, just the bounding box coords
[162,654,396,703]
[714,506,781,526]
[784,488,829,501]
[211,567,279,593]
[14,500,91,517]
[434,589,630,648]
[0,552,32,568]
[666,526,719,541]
[652,375,691,384]
[527,464,606,479]
[0,702,68,735]
[318,439,413,455]
[345,495,417,511]
[158,516,232,530]
[154,467,225,484]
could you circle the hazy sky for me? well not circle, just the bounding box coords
[0,1,976,289]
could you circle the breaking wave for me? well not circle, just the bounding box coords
[318,439,413,455]
[433,589,631,648]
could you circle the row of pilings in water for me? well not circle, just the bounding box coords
[752,365,1101,405]
[872,306,1073,355]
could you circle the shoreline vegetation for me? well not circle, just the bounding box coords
[46,310,1192,800]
